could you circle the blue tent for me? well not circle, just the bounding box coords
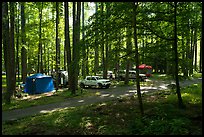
[24,73,54,94]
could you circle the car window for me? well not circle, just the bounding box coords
[87,77,91,80]
[92,77,96,80]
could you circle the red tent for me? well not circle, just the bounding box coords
[138,64,152,69]
[138,64,152,77]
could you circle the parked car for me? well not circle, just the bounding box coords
[117,70,146,81]
[79,76,111,89]
[52,70,69,87]
[96,71,115,80]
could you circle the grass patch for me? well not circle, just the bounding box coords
[2,83,202,135]
[2,88,94,111]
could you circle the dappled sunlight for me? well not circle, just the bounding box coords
[100,93,110,97]
[78,100,85,103]
[40,108,60,114]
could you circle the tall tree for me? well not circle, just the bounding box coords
[21,2,27,83]
[69,2,81,94]
[124,27,132,85]
[199,34,202,73]
[38,2,43,73]
[133,2,144,116]
[2,2,11,104]
[173,2,185,108]
[64,2,71,86]
[94,2,99,75]
[82,2,86,78]
[100,3,106,79]
[55,2,59,90]
[15,2,20,84]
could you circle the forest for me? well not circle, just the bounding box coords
[2,2,202,135]
[2,1,202,101]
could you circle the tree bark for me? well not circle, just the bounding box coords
[133,2,144,116]
[125,27,132,85]
[199,35,202,73]
[55,2,59,90]
[174,2,185,109]
[21,2,27,83]
[65,2,71,86]
[15,2,20,84]
[82,2,86,78]
[94,2,99,75]
[194,27,197,71]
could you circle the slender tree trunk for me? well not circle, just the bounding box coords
[21,2,27,83]
[55,2,59,90]
[133,2,144,116]
[194,27,197,71]
[199,35,202,73]
[39,2,43,73]
[82,2,86,78]
[100,3,106,79]
[65,2,71,86]
[75,2,81,87]
[15,2,20,84]
[181,30,186,77]
[190,28,194,75]
[11,1,16,99]
[125,27,132,85]
[174,2,185,109]
[94,2,99,75]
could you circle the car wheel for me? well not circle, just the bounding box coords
[98,83,103,89]
[105,84,110,89]
[80,83,85,89]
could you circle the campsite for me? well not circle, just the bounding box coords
[2,2,202,135]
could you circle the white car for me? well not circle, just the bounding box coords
[79,76,111,89]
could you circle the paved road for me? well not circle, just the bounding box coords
[2,78,202,122]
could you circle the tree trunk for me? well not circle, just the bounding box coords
[199,35,202,73]
[194,27,197,71]
[174,2,185,109]
[39,2,43,73]
[94,2,99,75]
[55,2,59,90]
[21,2,27,82]
[65,2,71,86]
[2,2,13,104]
[82,2,86,78]
[125,27,132,85]
[100,3,106,79]
[189,28,194,75]
[133,2,144,116]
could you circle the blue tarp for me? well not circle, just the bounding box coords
[24,73,54,94]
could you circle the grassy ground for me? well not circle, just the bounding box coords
[2,88,94,111]
[2,83,202,135]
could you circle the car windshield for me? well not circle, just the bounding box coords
[95,76,100,80]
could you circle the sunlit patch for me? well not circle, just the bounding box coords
[141,87,157,90]
[110,94,115,98]
[40,108,59,113]
[100,94,110,97]
[98,103,106,106]
[78,100,84,103]
[159,85,168,90]
[128,90,136,93]
[95,92,101,96]
[141,90,149,93]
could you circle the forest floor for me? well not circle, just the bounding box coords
[2,77,202,122]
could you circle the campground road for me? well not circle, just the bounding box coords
[2,78,202,122]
